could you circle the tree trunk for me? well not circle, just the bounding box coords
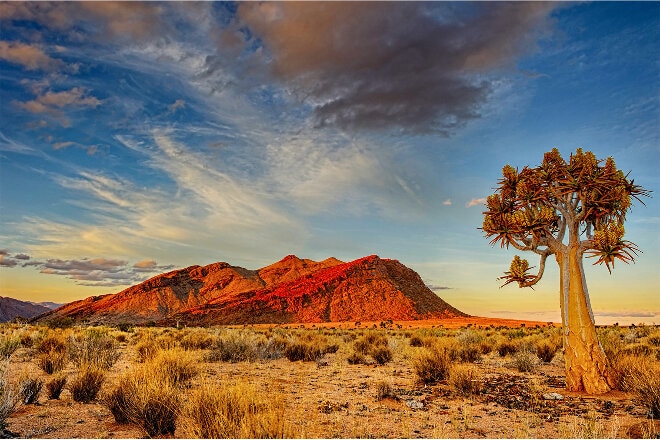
[557,245,613,394]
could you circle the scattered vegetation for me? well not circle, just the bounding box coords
[0,322,657,438]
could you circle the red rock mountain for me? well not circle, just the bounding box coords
[35,255,466,325]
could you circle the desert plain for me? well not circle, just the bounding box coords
[1,318,659,439]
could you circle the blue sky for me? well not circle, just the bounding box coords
[1,2,658,324]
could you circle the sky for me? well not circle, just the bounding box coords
[0,2,658,325]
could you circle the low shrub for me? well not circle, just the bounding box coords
[36,349,68,374]
[180,329,216,350]
[374,381,395,401]
[536,340,559,363]
[347,352,366,365]
[449,364,482,396]
[513,349,537,373]
[0,370,19,430]
[182,380,288,438]
[37,334,68,354]
[69,365,105,403]
[647,333,660,347]
[204,331,269,363]
[478,339,495,355]
[68,328,120,369]
[103,366,179,436]
[36,333,69,374]
[497,340,519,357]
[409,335,424,347]
[370,346,392,365]
[19,332,35,348]
[284,340,323,362]
[458,344,482,363]
[151,348,198,386]
[19,375,43,404]
[413,347,452,384]
[632,362,660,418]
[354,332,388,355]
[0,337,20,360]
[45,375,67,400]
[135,339,159,363]
[103,376,135,424]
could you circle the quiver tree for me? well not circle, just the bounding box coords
[482,148,650,394]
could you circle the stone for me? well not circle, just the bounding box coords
[543,392,564,400]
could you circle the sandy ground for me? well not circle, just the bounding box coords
[3,320,658,439]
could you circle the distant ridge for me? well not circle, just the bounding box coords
[0,296,52,322]
[35,255,467,326]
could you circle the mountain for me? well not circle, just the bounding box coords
[0,296,52,322]
[35,255,467,326]
[32,301,63,310]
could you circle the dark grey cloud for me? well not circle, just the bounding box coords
[0,255,18,267]
[427,284,452,291]
[235,2,561,134]
[0,250,30,267]
[23,257,174,287]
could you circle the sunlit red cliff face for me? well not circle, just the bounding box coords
[35,255,466,326]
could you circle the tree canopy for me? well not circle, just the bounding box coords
[481,148,650,287]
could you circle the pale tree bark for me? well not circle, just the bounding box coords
[557,245,613,394]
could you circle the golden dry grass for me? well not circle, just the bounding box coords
[0,321,657,438]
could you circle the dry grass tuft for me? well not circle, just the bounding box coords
[182,380,290,438]
[0,337,20,360]
[412,345,453,384]
[0,365,19,430]
[449,364,482,396]
[535,340,559,363]
[151,348,198,386]
[68,328,120,369]
[45,374,67,400]
[18,374,43,404]
[69,364,105,403]
[374,381,395,401]
[103,363,180,436]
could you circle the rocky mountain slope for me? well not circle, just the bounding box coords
[35,255,466,325]
[0,296,52,322]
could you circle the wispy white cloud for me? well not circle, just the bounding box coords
[466,198,486,208]
[443,199,452,206]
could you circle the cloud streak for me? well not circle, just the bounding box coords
[34,257,174,287]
